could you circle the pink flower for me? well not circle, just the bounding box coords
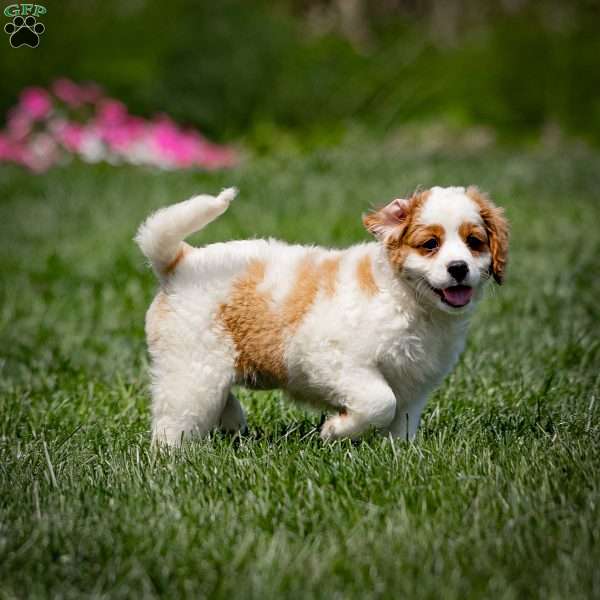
[94,103,147,154]
[52,78,85,107]
[0,133,47,170]
[96,99,128,126]
[104,119,146,152]
[192,137,238,169]
[151,118,186,165]
[6,107,33,140]
[56,121,85,152]
[20,87,52,120]
[1,79,238,172]
[24,133,60,172]
[52,78,104,107]
[0,133,21,162]
[149,118,238,169]
[151,118,228,168]
[80,82,104,104]
[203,146,238,169]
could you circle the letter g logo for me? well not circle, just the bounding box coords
[4,4,21,17]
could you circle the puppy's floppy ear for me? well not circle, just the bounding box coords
[467,186,509,285]
[363,198,411,240]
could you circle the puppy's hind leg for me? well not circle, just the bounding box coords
[150,357,234,448]
[219,391,247,434]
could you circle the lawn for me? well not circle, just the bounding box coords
[1,140,599,599]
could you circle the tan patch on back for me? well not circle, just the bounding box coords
[165,242,192,275]
[219,254,341,384]
[356,254,379,297]
[282,255,321,331]
[218,260,286,384]
[320,256,340,298]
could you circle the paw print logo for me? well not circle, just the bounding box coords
[4,15,45,48]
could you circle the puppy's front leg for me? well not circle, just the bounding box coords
[382,395,428,441]
[320,370,396,441]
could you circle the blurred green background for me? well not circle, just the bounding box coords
[2,0,599,149]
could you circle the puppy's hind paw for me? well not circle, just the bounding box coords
[219,393,247,435]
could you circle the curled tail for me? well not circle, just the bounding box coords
[135,187,237,279]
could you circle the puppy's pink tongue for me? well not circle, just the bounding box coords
[442,285,473,307]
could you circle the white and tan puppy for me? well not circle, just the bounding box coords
[136,186,508,447]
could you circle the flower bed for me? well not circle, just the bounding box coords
[0,79,238,172]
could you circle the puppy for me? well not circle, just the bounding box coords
[136,186,508,446]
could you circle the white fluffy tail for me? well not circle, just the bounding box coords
[135,187,237,278]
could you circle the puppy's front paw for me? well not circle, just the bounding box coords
[320,414,345,441]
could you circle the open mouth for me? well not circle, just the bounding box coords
[430,284,474,308]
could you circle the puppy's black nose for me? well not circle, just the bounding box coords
[447,260,469,282]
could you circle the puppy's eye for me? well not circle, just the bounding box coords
[466,235,484,251]
[421,238,438,250]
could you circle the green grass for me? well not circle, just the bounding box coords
[1,141,599,599]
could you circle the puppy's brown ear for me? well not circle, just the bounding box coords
[363,198,411,240]
[467,186,509,284]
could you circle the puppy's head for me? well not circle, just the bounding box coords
[363,186,509,314]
